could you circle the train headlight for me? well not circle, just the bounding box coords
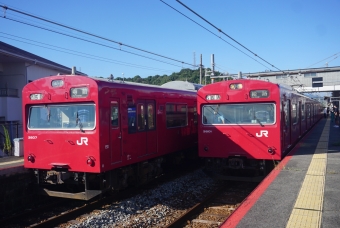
[268,147,275,155]
[206,95,220,100]
[30,94,43,100]
[27,154,35,163]
[229,83,243,90]
[86,157,95,167]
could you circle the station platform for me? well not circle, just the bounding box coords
[221,117,340,228]
[0,155,25,176]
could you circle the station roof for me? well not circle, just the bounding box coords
[0,41,86,75]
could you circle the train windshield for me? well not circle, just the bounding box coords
[202,103,275,125]
[28,103,95,130]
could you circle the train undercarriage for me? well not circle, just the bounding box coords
[33,150,195,200]
[204,156,278,182]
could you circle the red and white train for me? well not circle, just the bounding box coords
[23,75,198,200]
[197,79,323,180]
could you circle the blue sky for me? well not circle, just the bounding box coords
[0,0,339,79]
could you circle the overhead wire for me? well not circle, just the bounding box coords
[160,0,270,71]
[307,52,340,68]
[0,33,175,73]
[173,0,284,73]
[0,4,194,67]
[1,16,185,69]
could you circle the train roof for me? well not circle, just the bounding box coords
[92,77,199,92]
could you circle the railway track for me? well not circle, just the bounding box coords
[166,181,258,228]
[1,163,203,227]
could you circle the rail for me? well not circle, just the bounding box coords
[166,181,258,228]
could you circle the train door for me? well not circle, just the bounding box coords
[307,103,311,128]
[110,99,122,164]
[136,99,157,157]
[282,100,291,152]
[146,100,157,155]
[299,101,302,136]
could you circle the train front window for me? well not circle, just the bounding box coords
[202,103,275,125]
[28,104,95,130]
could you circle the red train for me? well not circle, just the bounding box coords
[22,75,198,200]
[197,79,323,180]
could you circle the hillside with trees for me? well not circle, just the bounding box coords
[102,68,233,85]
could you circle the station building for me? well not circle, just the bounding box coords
[0,41,86,139]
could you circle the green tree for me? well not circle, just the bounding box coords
[2,125,11,155]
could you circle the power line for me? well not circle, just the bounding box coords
[0,33,175,73]
[160,0,270,71]
[0,4,194,67]
[174,0,284,73]
[307,52,340,68]
[1,16,185,69]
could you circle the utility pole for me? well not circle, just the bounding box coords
[200,54,202,84]
[211,54,215,84]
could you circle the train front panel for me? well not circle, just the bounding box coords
[198,80,283,162]
[23,76,102,173]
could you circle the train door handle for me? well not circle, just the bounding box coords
[118,133,122,139]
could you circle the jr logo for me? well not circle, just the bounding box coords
[256,130,268,137]
[77,137,88,145]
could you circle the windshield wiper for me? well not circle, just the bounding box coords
[45,106,50,122]
[256,118,264,127]
[76,112,84,132]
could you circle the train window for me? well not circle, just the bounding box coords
[284,100,290,127]
[202,103,275,125]
[292,103,297,124]
[111,104,119,127]
[147,103,155,130]
[301,103,305,121]
[128,106,137,133]
[28,103,95,130]
[307,104,311,118]
[166,103,188,128]
[137,103,145,131]
[193,106,197,124]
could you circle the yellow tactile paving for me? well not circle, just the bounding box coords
[316,141,328,148]
[0,159,24,166]
[306,160,326,176]
[286,121,328,228]
[312,153,327,159]
[286,209,321,228]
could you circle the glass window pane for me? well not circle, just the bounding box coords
[147,103,155,129]
[137,103,145,131]
[166,103,187,128]
[111,105,119,127]
[202,103,275,125]
[28,104,95,130]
